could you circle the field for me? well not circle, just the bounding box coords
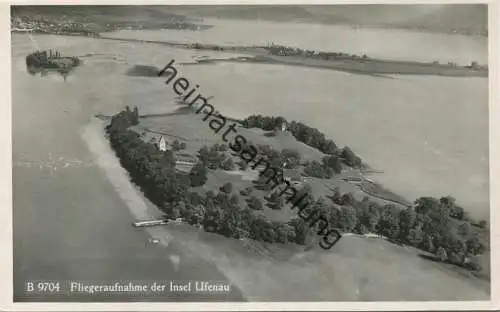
[138,109,410,215]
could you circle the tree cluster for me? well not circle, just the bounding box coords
[106,108,188,210]
[327,189,488,271]
[254,145,302,170]
[303,155,343,179]
[107,109,487,272]
[107,110,311,247]
[241,115,362,168]
[168,190,304,245]
[197,145,235,171]
[172,139,187,151]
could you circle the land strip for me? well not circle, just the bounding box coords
[16,31,488,78]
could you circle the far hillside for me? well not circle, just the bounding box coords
[168,4,488,36]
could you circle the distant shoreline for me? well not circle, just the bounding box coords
[186,53,488,78]
[11,30,488,78]
[82,34,490,78]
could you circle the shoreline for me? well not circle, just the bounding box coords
[106,104,488,275]
[94,111,490,292]
[100,35,489,78]
[184,53,488,78]
[80,118,249,300]
[14,32,487,78]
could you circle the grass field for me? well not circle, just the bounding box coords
[138,109,415,224]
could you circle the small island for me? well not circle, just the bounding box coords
[25,49,81,79]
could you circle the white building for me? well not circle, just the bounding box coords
[158,136,167,152]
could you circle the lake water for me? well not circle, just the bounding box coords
[106,19,489,219]
[11,17,490,300]
[17,17,489,219]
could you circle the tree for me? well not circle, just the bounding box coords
[436,246,448,262]
[377,204,400,239]
[275,223,294,244]
[339,205,357,232]
[172,140,186,151]
[478,220,487,229]
[216,143,229,151]
[448,251,464,265]
[354,224,369,235]
[288,217,308,245]
[422,235,435,253]
[185,204,204,226]
[238,161,249,171]
[202,199,223,233]
[132,106,139,125]
[439,196,456,216]
[322,140,338,155]
[330,187,342,205]
[457,222,472,237]
[341,146,362,167]
[248,196,263,210]
[322,155,342,174]
[399,207,417,240]
[280,149,301,169]
[465,256,482,271]
[367,203,381,233]
[466,236,487,256]
[230,194,239,205]
[449,203,465,220]
[240,187,253,196]
[197,146,210,165]
[266,191,284,210]
[304,160,331,179]
[340,193,355,206]
[170,206,181,220]
[221,157,236,171]
[407,226,424,247]
[220,182,233,194]
[189,162,207,187]
[219,200,243,238]
[414,197,441,216]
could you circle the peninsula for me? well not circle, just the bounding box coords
[100,37,488,78]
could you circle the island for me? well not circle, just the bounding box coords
[25,49,81,79]
[103,104,489,280]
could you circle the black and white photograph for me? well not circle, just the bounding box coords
[9,3,494,305]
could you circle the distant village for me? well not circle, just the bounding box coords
[11,16,100,37]
[264,43,486,70]
[11,15,210,37]
[265,43,369,61]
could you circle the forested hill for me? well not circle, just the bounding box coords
[11,5,188,23]
[11,5,210,33]
[11,5,487,36]
[168,5,488,36]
